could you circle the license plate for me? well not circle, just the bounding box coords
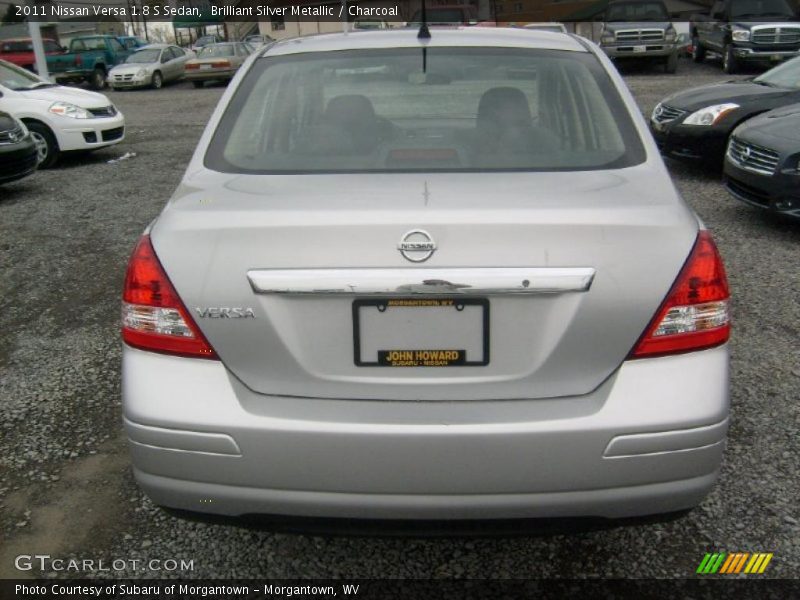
[353,298,489,367]
[200,64,212,69]
[633,45,647,53]
[771,54,783,61]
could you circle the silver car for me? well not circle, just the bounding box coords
[108,44,193,90]
[122,29,731,522]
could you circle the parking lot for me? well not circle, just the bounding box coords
[0,58,798,579]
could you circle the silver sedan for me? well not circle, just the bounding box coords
[108,44,193,90]
[122,29,731,524]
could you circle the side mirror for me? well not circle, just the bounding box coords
[62,46,68,52]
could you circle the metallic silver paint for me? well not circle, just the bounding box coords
[123,29,728,520]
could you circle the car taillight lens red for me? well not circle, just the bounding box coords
[211,60,231,68]
[121,234,217,359]
[631,230,730,358]
[185,63,199,70]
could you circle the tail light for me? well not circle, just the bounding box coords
[631,230,730,358]
[185,63,199,70]
[75,55,82,67]
[211,60,231,68]
[121,234,217,359]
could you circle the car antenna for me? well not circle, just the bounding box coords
[418,0,431,39]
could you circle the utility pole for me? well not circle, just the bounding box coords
[27,0,50,80]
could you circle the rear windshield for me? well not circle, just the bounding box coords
[205,47,645,173]
[199,45,235,58]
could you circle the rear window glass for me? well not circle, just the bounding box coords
[205,47,645,173]
[199,45,235,58]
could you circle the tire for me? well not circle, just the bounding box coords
[723,44,739,74]
[691,35,705,62]
[664,52,678,74]
[192,81,204,89]
[151,71,163,90]
[89,67,106,90]
[25,121,59,169]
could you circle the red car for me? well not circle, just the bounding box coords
[0,38,63,71]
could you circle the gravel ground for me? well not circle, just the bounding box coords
[0,58,798,580]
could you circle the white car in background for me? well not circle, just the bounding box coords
[0,59,125,168]
[108,44,194,90]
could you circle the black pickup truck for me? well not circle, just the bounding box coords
[690,0,800,73]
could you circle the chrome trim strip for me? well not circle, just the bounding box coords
[247,267,596,296]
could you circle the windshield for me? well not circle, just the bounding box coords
[606,2,669,20]
[754,56,800,88]
[206,48,644,173]
[199,45,235,58]
[126,48,161,64]
[0,60,52,90]
[730,0,795,17]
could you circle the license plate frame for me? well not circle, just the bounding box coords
[633,45,648,53]
[353,297,490,367]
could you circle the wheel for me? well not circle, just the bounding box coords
[691,35,705,62]
[25,121,59,168]
[151,71,163,90]
[723,44,739,74]
[664,52,678,74]
[192,81,204,89]
[89,67,106,90]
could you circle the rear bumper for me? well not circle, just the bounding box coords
[185,69,236,81]
[123,344,729,520]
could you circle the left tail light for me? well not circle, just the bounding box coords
[121,234,218,359]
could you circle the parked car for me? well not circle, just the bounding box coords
[598,0,679,73]
[724,103,800,218]
[650,55,800,167]
[118,36,149,51]
[523,23,568,33]
[676,32,693,58]
[0,110,37,184]
[108,44,193,90]
[46,35,131,90]
[122,29,731,523]
[0,37,64,72]
[690,0,800,74]
[191,35,223,53]
[184,42,253,88]
[0,59,125,167]
[244,34,275,47]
